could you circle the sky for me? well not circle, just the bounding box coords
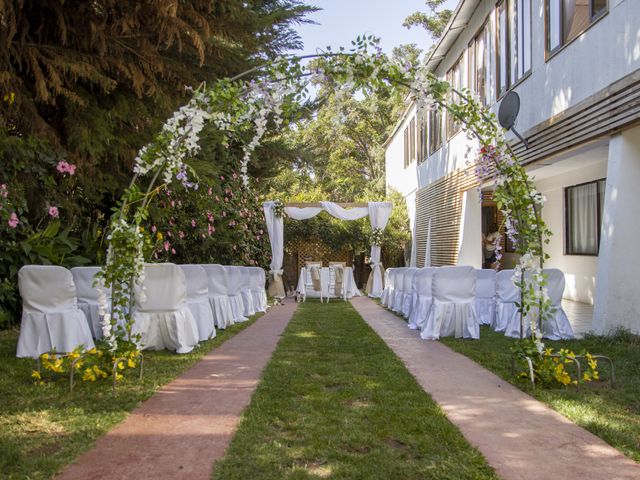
[292,0,459,56]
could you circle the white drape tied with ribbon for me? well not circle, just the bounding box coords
[263,201,392,298]
[263,201,285,299]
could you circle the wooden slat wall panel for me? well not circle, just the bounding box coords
[415,166,479,267]
[511,69,640,164]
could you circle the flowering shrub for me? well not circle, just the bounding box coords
[511,338,599,387]
[32,340,140,385]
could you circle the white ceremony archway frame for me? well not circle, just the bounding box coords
[263,200,393,299]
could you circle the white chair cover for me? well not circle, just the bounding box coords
[224,266,248,322]
[392,267,407,313]
[541,269,574,340]
[494,269,519,333]
[504,269,574,340]
[248,267,268,312]
[238,267,256,317]
[401,267,418,319]
[17,265,95,358]
[71,266,109,339]
[421,266,478,340]
[475,269,497,326]
[132,263,199,354]
[408,267,436,330]
[201,264,235,329]
[179,265,216,341]
[342,267,362,299]
[381,268,393,306]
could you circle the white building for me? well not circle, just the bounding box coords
[385,0,640,334]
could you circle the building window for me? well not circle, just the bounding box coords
[497,0,532,97]
[418,110,428,163]
[446,55,465,138]
[403,125,409,168]
[547,0,608,54]
[409,117,416,164]
[472,16,496,106]
[428,108,442,155]
[565,179,606,255]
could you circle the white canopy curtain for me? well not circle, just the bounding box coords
[262,201,393,298]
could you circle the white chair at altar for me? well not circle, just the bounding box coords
[224,266,248,323]
[71,266,108,339]
[401,267,418,319]
[201,264,235,329]
[248,267,268,312]
[341,266,361,299]
[131,263,199,354]
[421,266,478,340]
[179,265,216,341]
[475,269,497,326]
[16,265,95,358]
[381,268,393,307]
[408,267,436,330]
[238,267,255,317]
[504,269,574,340]
[494,269,519,333]
[392,267,407,313]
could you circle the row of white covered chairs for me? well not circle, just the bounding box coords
[380,266,573,341]
[16,263,268,358]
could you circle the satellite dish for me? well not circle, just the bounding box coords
[498,91,529,149]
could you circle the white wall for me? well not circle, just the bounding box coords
[457,188,483,268]
[532,144,609,304]
[385,104,418,199]
[593,124,640,334]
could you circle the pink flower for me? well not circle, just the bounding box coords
[151,225,157,233]
[220,175,225,181]
[208,224,215,236]
[56,161,76,176]
[191,219,196,227]
[171,248,176,255]
[222,211,227,217]
[167,231,172,238]
[207,187,213,196]
[170,200,175,208]
[232,172,238,179]
[48,206,59,218]
[163,241,170,252]
[178,231,185,239]
[0,184,8,198]
[8,212,19,228]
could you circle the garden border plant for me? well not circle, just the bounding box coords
[48,35,580,386]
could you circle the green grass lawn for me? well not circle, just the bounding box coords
[440,326,640,462]
[212,300,497,480]
[0,315,261,480]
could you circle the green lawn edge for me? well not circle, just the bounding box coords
[212,300,498,480]
[0,313,262,479]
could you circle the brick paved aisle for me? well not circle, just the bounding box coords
[57,300,298,480]
[350,296,639,480]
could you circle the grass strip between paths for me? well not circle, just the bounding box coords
[212,300,497,480]
[440,326,640,463]
[0,313,262,480]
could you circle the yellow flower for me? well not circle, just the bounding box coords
[115,373,124,381]
[117,361,125,370]
[156,232,163,241]
[139,226,145,232]
[31,370,42,381]
[82,368,96,382]
[41,353,49,361]
[127,358,137,369]
[87,348,97,355]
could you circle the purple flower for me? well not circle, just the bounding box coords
[48,206,59,218]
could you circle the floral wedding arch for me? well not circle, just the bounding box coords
[93,35,552,362]
[263,200,392,298]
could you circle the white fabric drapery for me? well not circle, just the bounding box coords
[264,201,393,298]
[263,201,285,298]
